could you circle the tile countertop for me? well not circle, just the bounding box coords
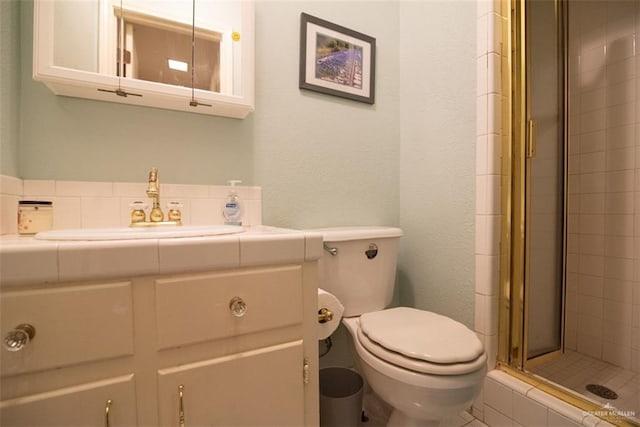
[0,226,324,287]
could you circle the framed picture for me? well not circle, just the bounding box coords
[299,13,376,104]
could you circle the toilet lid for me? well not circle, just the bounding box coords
[359,307,484,364]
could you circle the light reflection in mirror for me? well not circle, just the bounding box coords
[52,0,237,95]
[116,6,222,92]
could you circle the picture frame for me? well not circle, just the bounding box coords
[299,13,376,104]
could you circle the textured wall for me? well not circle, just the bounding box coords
[253,1,400,229]
[0,0,20,177]
[397,1,477,327]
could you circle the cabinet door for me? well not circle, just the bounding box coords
[0,374,137,427]
[157,340,304,427]
[1,282,134,375]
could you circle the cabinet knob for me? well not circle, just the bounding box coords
[229,297,247,317]
[3,324,36,352]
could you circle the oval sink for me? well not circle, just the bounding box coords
[35,225,245,241]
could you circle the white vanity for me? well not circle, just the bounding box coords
[0,227,321,426]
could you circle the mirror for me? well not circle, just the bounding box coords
[114,8,222,92]
[34,0,254,118]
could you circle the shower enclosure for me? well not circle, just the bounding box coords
[500,0,639,423]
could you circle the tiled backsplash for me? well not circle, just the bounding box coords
[0,175,262,235]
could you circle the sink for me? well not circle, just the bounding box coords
[34,225,245,241]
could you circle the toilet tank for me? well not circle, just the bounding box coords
[316,226,403,317]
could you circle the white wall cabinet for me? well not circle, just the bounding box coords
[0,263,319,426]
[32,0,255,119]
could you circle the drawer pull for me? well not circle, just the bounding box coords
[178,384,186,427]
[104,399,112,427]
[229,297,247,317]
[3,323,36,352]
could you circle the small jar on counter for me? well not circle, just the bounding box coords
[18,201,53,235]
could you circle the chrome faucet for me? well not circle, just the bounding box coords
[146,167,164,222]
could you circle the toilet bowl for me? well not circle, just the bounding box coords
[343,312,486,426]
[316,227,487,426]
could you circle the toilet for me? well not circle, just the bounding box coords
[317,226,487,427]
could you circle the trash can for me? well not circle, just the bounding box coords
[319,367,364,427]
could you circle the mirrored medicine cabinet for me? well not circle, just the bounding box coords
[33,0,254,119]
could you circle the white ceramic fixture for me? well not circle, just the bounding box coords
[35,225,244,241]
[316,226,487,427]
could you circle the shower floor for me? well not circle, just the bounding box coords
[528,350,639,421]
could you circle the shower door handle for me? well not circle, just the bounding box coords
[526,119,536,158]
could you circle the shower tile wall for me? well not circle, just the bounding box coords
[565,0,640,373]
[473,0,507,421]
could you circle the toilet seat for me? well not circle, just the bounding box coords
[358,307,487,375]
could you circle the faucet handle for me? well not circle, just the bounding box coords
[129,201,148,224]
[167,201,183,224]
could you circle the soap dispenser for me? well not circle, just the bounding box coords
[222,180,243,226]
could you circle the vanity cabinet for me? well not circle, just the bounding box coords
[0,263,319,426]
[154,266,309,426]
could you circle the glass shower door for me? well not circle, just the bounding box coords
[524,0,565,361]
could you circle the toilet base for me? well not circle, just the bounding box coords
[387,409,441,427]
